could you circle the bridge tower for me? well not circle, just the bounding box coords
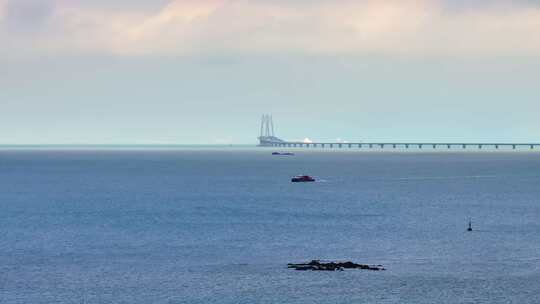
[259,114,275,138]
[258,114,285,146]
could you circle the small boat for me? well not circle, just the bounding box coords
[272,152,294,156]
[291,175,316,182]
[467,219,473,232]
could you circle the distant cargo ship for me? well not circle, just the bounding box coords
[272,152,294,156]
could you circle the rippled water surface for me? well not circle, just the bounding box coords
[1,149,540,303]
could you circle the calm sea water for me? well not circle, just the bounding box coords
[1,149,540,304]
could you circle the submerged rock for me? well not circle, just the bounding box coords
[287,260,385,271]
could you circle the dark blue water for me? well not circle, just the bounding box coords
[1,149,540,303]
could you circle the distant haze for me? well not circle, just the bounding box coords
[1,0,539,144]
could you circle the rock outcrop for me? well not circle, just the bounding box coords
[288,260,385,271]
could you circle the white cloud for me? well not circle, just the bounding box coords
[2,0,540,56]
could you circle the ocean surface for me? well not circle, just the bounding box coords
[1,149,540,304]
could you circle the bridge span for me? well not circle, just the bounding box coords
[257,115,540,150]
[267,141,540,150]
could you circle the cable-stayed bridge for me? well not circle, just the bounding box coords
[258,115,540,150]
[258,114,286,146]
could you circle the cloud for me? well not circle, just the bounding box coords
[2,0,540,56]
[2,0,55,33]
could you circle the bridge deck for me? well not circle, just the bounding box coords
[264,141,540,150]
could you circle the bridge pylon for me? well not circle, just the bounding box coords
[258,114,285,146]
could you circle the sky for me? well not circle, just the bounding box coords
[1,0,540,144]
